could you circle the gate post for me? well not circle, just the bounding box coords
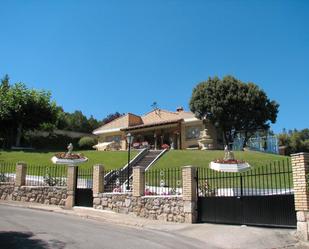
[182,165,198,223]
[65,165,78,209]
[93,164,104,194]
[15,162,27,187]
[291,152,309,240]
[133,166,145,197]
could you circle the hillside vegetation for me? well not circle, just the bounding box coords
[0,150,137,170]
[152,150,289,169]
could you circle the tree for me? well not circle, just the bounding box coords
[88,115,100,131]
[0,78,57,148]
[66,111,89,132]
[189,75,279,147]
[101,112,124,126]
[0,74,10,92]
[278,128,309,154]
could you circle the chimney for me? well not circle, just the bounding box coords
[176,106,184,112]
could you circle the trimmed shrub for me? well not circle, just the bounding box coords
[29,134,79,150]
[78,136,97,150]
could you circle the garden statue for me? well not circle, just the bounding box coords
[67,143,73,156]
[198,129,213,150]
[224,145,235,161]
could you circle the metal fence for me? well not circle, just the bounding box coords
[0,162,15,183]
[26,164,67,186]
[76,167,93,189]
[145,168,182,196]
[103,168,129,193]
[233,134,279,154]
[197,158,292,197]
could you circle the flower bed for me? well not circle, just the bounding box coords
[213,159,245,164]
[54,152,85,159]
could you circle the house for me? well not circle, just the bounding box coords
[92,107,219,150]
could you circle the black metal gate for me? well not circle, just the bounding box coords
[197,159,296,228]
[75,167,93,207]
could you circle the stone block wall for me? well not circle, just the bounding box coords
[0,183,15,200]
[0,184,67,206]
[93,193,185,222]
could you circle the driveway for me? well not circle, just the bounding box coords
[0,204,307,249]
[0,205,208,249]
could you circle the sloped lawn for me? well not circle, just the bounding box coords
[0,150,137,170]
[149,150,291,190]
[152,150,289,169]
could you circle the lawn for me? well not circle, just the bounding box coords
[149,150,292,191]
[152,150,289,169]
[0,150,138,170]
[0,149,288,170]
[1,149,290,188]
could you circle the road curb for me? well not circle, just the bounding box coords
[2,201,309,249]
[0,201,155,228]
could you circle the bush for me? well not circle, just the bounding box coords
[29,134,79,150]
[278,128,309,154]
[78,136,97,150]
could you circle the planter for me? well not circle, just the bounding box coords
[51,156,88,165]
[209,161,250,173]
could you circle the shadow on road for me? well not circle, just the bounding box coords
[0,231,64,249]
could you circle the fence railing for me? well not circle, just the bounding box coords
[197,159,292,197]
[103,168,130,193]
[76,167,93,189]
[0,162,15,183]
[26,164,67,187]
[145,168,182,196]
[233,134,279,154]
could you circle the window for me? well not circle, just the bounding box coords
[105,135,121,143]
[186,127,200,140]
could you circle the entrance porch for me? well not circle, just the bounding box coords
[122,121,182,150]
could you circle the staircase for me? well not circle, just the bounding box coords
[103,149,166,192]
[134,150,164,170]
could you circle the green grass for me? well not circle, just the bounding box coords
[1,149,287,170]
[149,150,292,190]
[0,150,138,170]
[152,150,289,169]
[0,149,291,189]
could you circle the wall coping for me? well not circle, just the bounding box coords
[18,186,67,189]
[133,166,145,169]
[142,195,183,199]
[96,192,183,199]
[182,165,195,168]
[291,152,309,156]
[0,182,15,186]
[101,192,132,195]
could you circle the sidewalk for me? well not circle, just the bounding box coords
[1,200,308,249]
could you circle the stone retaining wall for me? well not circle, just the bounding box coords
[93,193,185,222]
[0,183,15,200]
[0,183,67,206]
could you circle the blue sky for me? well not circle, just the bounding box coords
[0,0,308,133]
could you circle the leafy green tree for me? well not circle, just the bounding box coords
[66,111,89,132]
[101,112,124,125]
[189,75,279,147]
[279,128,309,154]
[0,74,10,92]
[54,109,102,133]
[88,115,100,131]
[0,76,57,148]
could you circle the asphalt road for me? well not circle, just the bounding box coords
[0,205,209,249]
